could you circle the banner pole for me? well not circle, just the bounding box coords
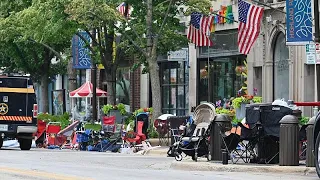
[314,44,318,116]
[207,44,210,103]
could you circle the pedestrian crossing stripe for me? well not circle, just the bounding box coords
[0,116,32,121]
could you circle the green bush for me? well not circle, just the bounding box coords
[148,128,159,138]
[37,112,70,129]
[299,116,309,125]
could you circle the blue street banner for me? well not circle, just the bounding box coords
[72,31,92,69]
[286,0,313,45]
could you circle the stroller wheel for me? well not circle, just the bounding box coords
[206,153,211,161]
[175,154,183,161]
[192,154,198,162]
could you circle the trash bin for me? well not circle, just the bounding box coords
[306,116,316,167]
[211,114,232,161]
[279,115,299,166]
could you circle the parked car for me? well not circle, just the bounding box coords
[314,112,320,177]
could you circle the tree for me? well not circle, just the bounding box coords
[117,0,211,118]
[0,0,76,113]
[64,0,127,105]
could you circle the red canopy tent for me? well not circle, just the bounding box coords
[69,81,108,122]
[70,81,107,97]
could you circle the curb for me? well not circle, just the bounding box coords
[170,161,316,175]
[143,149,168,156]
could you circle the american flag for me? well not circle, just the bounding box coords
[187,12,214,47]
[238,0,264,55]
[117,2,130,18]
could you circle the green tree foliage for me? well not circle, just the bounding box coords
[64,0,127,105]
[0,0,76,112]
[116,0,211,118]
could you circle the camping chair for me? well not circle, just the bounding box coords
[299,125,307,160]
[123,121,148,151]
[217,123,242,164]
[258,105,292,164]
[167,128,182,157]
[233,122,260,163]
[103,116,116,137]
[46,122,62,146]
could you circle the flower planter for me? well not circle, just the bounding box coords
[108,110,123,123]
[235,103,247,120]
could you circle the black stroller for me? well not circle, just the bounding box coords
[174,103,216,162]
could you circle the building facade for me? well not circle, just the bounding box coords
[189,0,317,117]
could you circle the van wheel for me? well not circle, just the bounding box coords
[19,139,32,150]
[315,133,320,178]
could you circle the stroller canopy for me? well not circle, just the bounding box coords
[193,102,216,125]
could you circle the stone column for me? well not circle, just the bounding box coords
[188,43,197,114]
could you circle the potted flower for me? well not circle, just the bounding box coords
[232,95,262,120]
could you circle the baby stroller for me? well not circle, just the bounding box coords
[174,103,216,162]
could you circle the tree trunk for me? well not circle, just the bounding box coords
[105,67,116,105]
[148,58,162,120]
[39,75,49,113]
[39,49,50,113]
[67,58,77,111]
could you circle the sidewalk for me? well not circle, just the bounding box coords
[143,146,169,156]
[171,160,316,175]
[145,147,316,175]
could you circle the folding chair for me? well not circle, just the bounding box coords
[102,116,116,137]
[234,122,260,163]
[217,123,241,164]
[299,125,307,160]
[258,105,292,164]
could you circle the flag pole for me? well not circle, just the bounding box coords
[207,43,210,103]
[313,0,320,116]
[314,45,318,116]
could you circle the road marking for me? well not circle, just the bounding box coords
[0,167,93,180]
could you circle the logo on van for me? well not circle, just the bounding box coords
[0,103,8,115]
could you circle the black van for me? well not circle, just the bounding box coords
[0,76,37,150]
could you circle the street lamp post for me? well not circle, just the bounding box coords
[91,64,97,123]
[314,0,320,115]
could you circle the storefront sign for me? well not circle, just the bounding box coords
[72,31,92,69]
[286,0,312,45]
[211,5,234,25]
[305,43,320,64]
[168,48,188,60]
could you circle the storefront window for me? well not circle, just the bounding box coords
[116,68,131,105]
[160,60,188,116]
[198,56,246,104]
[273,32,289,101]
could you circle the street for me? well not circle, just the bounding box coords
[0,148,318,180]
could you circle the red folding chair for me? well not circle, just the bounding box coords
[103,116,116,136]
[46,122,62,146]
[136,121,146,141]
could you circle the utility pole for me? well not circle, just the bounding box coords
[91,65,97,123]
[91,29,97,124]
[314,0,320,115]
[314,0,320,43]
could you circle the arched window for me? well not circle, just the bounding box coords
[273,32,289,100]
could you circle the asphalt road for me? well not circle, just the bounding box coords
[0,147,318,180]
